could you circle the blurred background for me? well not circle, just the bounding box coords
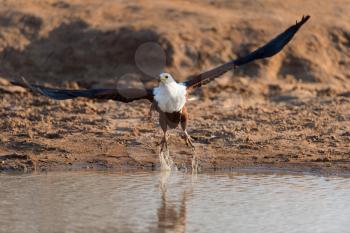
[1,0,350,99]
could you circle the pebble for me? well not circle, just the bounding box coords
[0,77,10,86]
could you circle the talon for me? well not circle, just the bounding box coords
[184,133,195,149]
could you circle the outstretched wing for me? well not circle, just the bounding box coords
[14,78,154,103]
[183,15,310,89]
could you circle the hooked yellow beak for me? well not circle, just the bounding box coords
[159,73,170,82]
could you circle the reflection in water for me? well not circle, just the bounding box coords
[1,171,350,233]
[154,171,187,233]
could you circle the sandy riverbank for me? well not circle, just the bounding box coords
[1,0,350,174]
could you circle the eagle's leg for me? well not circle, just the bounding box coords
[160,131,168,152]
[159,113,168,152]
[180,107,195,149]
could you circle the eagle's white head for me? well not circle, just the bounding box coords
[159,73,175,84]
[154,72,187,113]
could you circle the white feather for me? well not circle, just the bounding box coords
[154,78,187,113]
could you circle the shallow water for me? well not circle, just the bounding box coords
[1,171,350,233]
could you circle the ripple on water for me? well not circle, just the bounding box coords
[0,171,350,233]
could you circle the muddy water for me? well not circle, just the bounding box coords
[1,171,350,233]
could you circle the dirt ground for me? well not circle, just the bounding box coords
[1,0,350,174]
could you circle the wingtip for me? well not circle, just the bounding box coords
[20,76,35,91]
[298,15,311,25]
[21,76,30,87]
[9,77,33,90]
[303,15,311,21]
[20,76,45,95]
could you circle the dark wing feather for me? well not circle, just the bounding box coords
[15,78,154,103]
[183,15,310,89]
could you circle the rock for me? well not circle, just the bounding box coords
[0,77,10,86]
[0,86,27,94]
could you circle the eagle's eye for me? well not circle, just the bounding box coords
[164,75,168,79]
